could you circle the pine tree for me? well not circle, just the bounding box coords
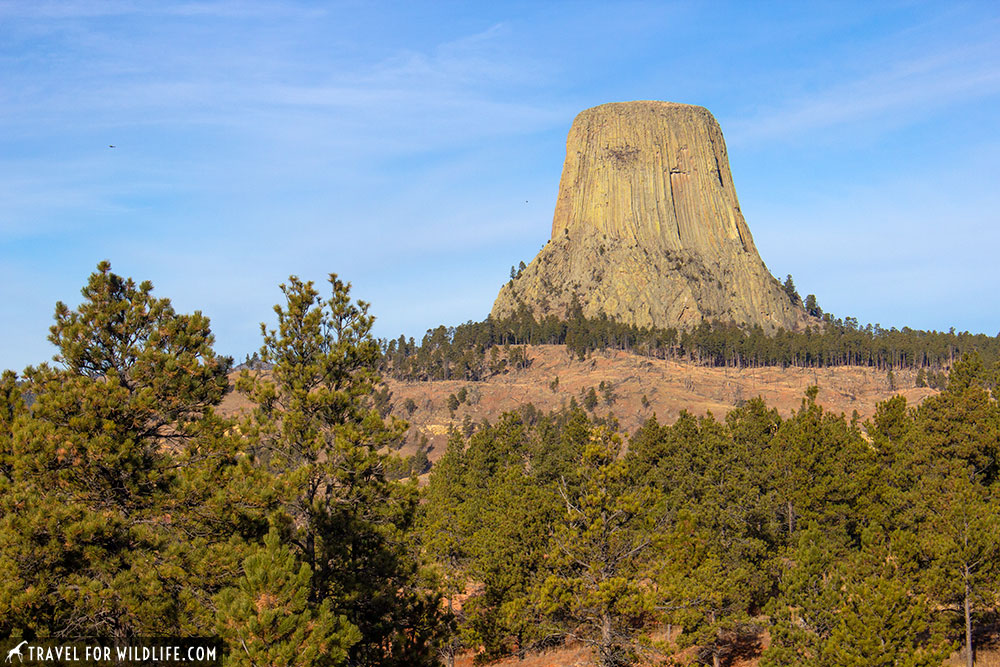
[659,511,756,667]
[236,274,445,666]
[428,414,556,662]
[762,525,843,667]
[916,474,999,667]
[420,431,471,667]
[634,405,780,666]
[821,546,953,667]
[464,465,559,661]
[0,262,237,640]
[0,370,24,484]
[804,294,822,318]
[902,353,1000,666]
[763,529,953,667]
[537,427,664,667]
[766,387,871,540]
[216,529,359,666]
[782,275,801,306]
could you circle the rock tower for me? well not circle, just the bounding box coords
[491,101,807,332]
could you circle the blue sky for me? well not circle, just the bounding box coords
[2,1,999,371]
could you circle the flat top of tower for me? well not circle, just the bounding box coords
[574,100,716,124]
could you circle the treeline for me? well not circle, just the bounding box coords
[422,356,1000,666]
[383,304,1000,381]
[0,264,447,665]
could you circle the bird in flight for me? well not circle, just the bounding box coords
[109,145,116,148]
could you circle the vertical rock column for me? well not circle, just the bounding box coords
[492,101,806,333]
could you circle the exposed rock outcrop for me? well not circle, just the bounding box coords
[491,101,808,332]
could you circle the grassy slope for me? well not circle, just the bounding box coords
[374,345,937,462]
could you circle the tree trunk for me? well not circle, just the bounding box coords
[447,595,455,667]
[963,513,974,667]
[965,571,974,667]
[601,613,614,667]
[710,610,721,667]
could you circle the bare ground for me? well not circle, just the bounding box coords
[369,345,938,462]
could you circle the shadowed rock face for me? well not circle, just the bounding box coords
[491,101,808,332]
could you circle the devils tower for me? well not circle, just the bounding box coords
[491,101,808,332]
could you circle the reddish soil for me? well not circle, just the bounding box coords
[219,345,937,464]
[370,345,937,463]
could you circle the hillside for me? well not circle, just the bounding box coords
[221,344,937,463]
[387,345,934,460]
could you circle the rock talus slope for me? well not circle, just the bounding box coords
[491,101,808,332]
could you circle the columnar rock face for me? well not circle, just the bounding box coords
[491,101,808,332]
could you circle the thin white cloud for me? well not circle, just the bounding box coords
[729,39,1000,145]
[0,12,562,140]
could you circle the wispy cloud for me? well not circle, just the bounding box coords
[729,38,1000,145]
[0,9,567,242]
[0,13,562,139]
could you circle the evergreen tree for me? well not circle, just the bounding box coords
[659,511,757,667]
[420,432,471,667]
[236,274,445,666]
[0,370,24,484]
[766,387,871,540]
[782,275,801,305]
[804,294,822,318]
[216,529,359,666]
[899,353,1000,666]
[915,473,999,667]
[0,262,238,640]
[763,527,952,667]
[464,466,558,661]
[819,567,951,667]
[384,302,1000,381]
[762,524,842,667]
[537,427,664,667]
[632,404,781,666]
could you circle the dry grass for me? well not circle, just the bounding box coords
[218,346,939,471]
[943,646,1000,666]
[362,345,938,463]
[451,639,1000,667]
[454,643,592,667]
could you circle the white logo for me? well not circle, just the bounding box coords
[5,641,28,663]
